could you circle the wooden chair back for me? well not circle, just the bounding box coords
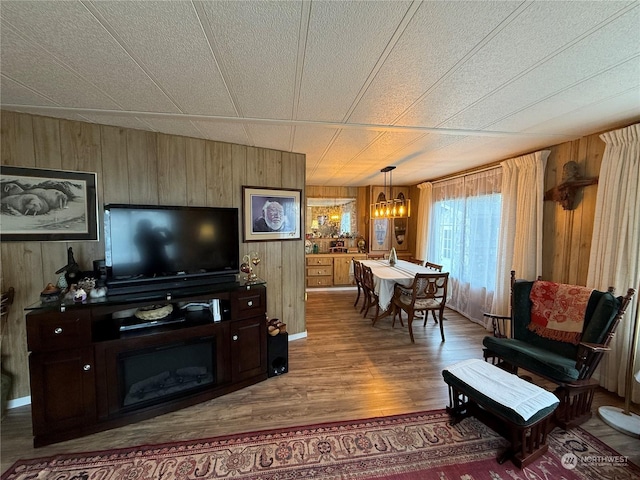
[424,261,443,272]
[361,265,380,319]
[352,259,363,308]
[392,272,449,342]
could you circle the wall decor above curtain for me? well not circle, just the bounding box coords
[0,166,98,242]
[242,186,302,242]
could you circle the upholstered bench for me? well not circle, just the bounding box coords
[442,359,559,468]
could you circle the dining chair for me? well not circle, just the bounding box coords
[423,261,443,271]
[391,272,449,343]
[352,259,363,308]
[407,257,424,265]
[366,253,384,260]
[361,265,380,320]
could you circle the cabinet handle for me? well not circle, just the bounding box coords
[83,364,91,371]
[247,300,253,307]
[54,327,63,335]
[232,335,238,341]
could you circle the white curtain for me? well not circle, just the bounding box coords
[415,182,432,262]
[587,123,640,403]
[491,150,549,317]
[428,169,502,326]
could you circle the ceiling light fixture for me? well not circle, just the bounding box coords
[370,166,411,219]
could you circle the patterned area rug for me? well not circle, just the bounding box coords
[2,410,639,480]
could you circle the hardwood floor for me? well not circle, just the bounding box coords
[2,289,639,473]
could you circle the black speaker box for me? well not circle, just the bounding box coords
[267,332,288,377]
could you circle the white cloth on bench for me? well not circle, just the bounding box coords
[444,359,559,422]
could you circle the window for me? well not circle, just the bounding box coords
[427,168,502,325]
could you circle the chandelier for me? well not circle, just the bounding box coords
[370,166,411,219]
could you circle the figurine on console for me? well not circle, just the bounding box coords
[39,283,61,303]
[55,247,81,287]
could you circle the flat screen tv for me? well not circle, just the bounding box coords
[104,204,239,290]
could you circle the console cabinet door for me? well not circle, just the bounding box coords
[29,347,96,437]
[230,317,266,382]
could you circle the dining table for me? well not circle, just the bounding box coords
[360,259,440,317]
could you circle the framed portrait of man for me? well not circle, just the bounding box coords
[242,186,302,242]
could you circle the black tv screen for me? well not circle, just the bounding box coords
[104,204,239,280]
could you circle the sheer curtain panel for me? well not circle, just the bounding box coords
[587,123,640,402]
[427,169,502,326]
[492,150,549,317]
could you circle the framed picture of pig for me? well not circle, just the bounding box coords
[0,166,98,242]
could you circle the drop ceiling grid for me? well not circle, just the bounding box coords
[295,0,410,123]
[90,1,237,117]
[394,2,633,130]
[0,1,181,114]
[199,1,299,120]
[346,1,522,127]
[0,27,125,111]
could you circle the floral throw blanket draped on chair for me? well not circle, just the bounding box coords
[527,281,594,345]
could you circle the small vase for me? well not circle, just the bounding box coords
[389,247,398,266]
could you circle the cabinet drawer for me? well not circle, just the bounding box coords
[307,276,333,287]
[307,266,333,276]
[306,257,333,266]
[233,286,266,320]
[27,310,92,351]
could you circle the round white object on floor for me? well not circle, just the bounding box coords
[598,406,640,438]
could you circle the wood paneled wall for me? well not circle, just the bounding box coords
[0,111,306,402]
[542,132,605,284]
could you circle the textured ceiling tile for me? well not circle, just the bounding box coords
[0,75,60,107]
[91,1,237,116]
[357,131,427,161]
[191,121,250,146]
[348,1,521,126]
[398,1,636,129]
[293,125,340,158]
[320,129,384,181]
[1,1,638,186]
[245,124,293,152]
[0,26,123,109]
[297,0,411,122]
[520,90,640,136]
[387,134,472,184]
[0,1,180,113]
[484,63,640,135]
[441,9,640,132]
[79,114,153,133]
[199,1,300,120]
[143,119,203,139]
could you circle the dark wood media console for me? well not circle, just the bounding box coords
[25,280,267,447]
